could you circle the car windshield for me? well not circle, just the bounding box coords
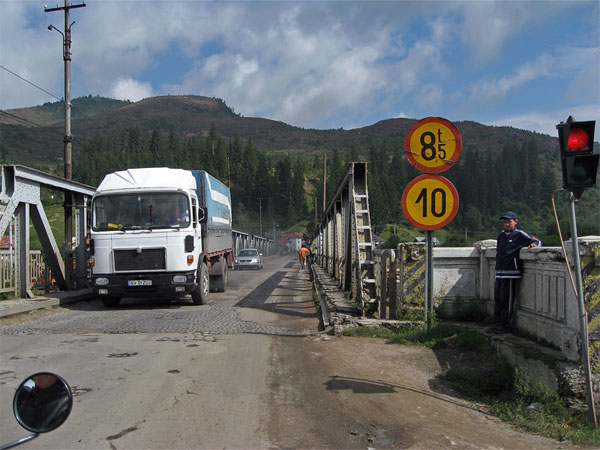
[238,250,258,256]
[92,193,190,231]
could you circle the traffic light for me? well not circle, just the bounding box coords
[556,117,599,198]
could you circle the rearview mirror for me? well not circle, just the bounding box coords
[13,372,73,433]
[198,207,207,224]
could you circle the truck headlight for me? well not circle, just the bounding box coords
[172,275,187,283]
[95,277,109,286]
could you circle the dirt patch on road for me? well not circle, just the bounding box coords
[266,334,577,449]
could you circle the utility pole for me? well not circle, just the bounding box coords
[46,0,86,289]
[314,197,317,231]
[322,155,327,213]
[567,193,597,425]
[257,198,263,236]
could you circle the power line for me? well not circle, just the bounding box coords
[0,64,62,102]
[0,110,42,127]
[0,64,89,120]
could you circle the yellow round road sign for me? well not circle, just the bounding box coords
[404,117,462,173]
[402,174,459,230]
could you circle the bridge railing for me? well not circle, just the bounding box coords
[367,238,600,363]
[0,250,55,295]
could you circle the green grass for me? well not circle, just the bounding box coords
[343,321,600,446]
[344,321,494,353]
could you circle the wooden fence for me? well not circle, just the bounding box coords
[372,244,427,319]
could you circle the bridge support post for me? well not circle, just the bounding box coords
[14,203,32,298]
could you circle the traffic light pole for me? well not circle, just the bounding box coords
[567,193,597,426]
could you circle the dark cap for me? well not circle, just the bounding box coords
[500,211,518,220]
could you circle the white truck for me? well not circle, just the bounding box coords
[89,167,233,307]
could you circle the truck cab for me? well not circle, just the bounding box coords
[89,168,232,307]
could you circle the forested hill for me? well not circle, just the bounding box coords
[1,95,598,245]
[1,95,559,161]
[0,95,131,127]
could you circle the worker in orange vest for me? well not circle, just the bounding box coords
[298,245,311,269]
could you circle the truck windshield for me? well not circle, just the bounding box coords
[92,193,190,231]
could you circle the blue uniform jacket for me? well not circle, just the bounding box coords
[495,227,541,279]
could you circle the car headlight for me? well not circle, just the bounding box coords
[95,277,109,286]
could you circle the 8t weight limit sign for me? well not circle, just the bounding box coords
[404,117,462,174]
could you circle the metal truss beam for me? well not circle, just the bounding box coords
[0,165,96,297]
[316,162,376,314]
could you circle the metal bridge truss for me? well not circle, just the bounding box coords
[315,162,376,314]
[0,165,96,298]
[232,230,280,258]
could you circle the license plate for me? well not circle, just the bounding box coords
[128,279,152,287]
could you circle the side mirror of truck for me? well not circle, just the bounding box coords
[198,207,207,224]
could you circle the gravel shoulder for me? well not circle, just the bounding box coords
[265,333,579,449]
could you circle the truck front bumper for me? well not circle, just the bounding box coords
[92,271,196,298]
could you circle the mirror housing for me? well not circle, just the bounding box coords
[13,372,73,434]
[198,207,207,224]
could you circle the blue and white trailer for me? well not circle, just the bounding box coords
[89,167,233,307]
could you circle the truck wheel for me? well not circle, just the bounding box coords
[101,297,121,308]
[192,263,209,305]
[212,261,227,292]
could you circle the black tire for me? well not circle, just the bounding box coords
[101,297,121,308]
[192,263,209,305]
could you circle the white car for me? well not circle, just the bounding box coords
[234,248,264,270]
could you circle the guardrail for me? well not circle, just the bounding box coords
[340,238,600,364]
[0,250,54,295]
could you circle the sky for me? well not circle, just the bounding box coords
[1,0,599,138]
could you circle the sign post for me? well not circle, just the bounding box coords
[404,117,462,329]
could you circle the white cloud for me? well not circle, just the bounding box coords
[1,1,597,138]
[487,104,600,139]
[110,78,153,103]
[467,45,599,105]
[0,2,63,109]
[458,1,569,64]
[165,4,398,127]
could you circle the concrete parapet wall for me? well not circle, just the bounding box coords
[429,237,600,363]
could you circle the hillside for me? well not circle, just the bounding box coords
[0,94,598,245]
[0,95,130,127]
[0,95,560,165]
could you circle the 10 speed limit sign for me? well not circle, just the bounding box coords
[404,117,462,173]
[402,174,459,230]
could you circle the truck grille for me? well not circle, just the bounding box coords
[114,248,166,272]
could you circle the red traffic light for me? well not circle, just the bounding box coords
[556,117,598,198]
[557,118,595,156]
[567,128,590,151]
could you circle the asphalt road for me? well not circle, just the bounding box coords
[0,255,573,449]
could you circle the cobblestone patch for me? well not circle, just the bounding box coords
[0,297,306,336]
